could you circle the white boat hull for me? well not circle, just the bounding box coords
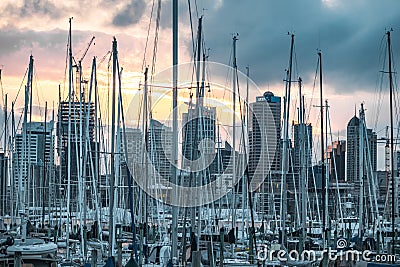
[6,243,58,255]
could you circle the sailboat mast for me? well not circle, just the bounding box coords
[139,67,149,264]
[108,36,118,258]
[189,16,203,240]
[11,101,15,223]
[41,102,47,228]
[232,34,238,230]
[141,66,149,221]
[57,85,62,234]
[299,77,306,253]
[325,100,329,244]
[66,17,74,259]
[281,33,294,245]
[387,30,395,257]
[358,104,365,248]
[77,52,86,259]
[242,66,249,234]
[19,55,33,229]
[171,0,179,261]
[318,51,327,248]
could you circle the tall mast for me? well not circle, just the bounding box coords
[231,34,238,230]
[41,102,47,228]
[66,17,73,259]
[93,57,101,241]
[140,67,149,265]
[191,16,203,244]
[299,77,306,253]
[77,44,86,260]
[86,57,102,243]
[57,85,62,234]
[19,55,33,229]
[387,30,395,257]
[358,104,365,249]
[281,33,294,246]
[50,102,55,226]
[77,61,85,258]
[109,36,118,258]
[325,99,329,245]
[141,66,149,222]
[242,66,249,236]
[11,101,15,223]
[318,51,327,249]
[171,0,179,261]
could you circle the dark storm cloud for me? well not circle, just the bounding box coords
[180,0,400,94]
[112,0,147,27]
[5,0,63,19]
[0,27,89,57]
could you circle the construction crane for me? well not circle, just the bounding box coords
[79,36,95,64]
[73,36,95,101]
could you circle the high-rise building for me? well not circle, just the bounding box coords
[249,91,281,215]
[327,140,346,182]
[292,123,313,178]
[13,121,55,207]
[346,116,359,183]
[346,115,377,183]
[290,123,313,215]
[119,128,142,208]
[122,127,143,161]
[57,100,96,210]
[149,119,173,181]
[182,106,216,171]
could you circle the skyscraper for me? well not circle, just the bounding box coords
[149,119,173,181]
[291,123,313,215]
[13,121,55,207]
[293,123,313,178]
[57,100,96,210]
[119,127,142,208]
[182,106,216,171]
[122,128,143,165]
[346,115,377,183]
[249,91,281,214]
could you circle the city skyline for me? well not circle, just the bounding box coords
[0,0,399,170]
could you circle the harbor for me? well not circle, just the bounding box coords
[0,1,400,266]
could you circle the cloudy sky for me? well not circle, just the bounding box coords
[0,0,399,168]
